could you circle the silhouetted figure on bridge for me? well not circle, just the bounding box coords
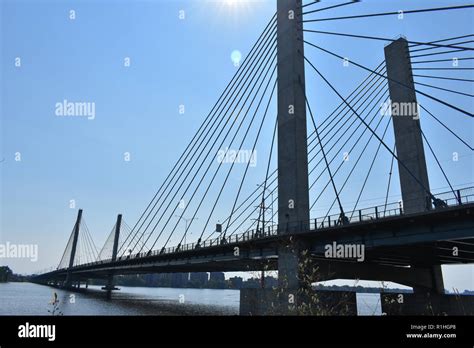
[338,213,350,226]
[220,236,227,245]
[195,238,202,249]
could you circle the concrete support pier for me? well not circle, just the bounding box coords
[385,38,444,294]
[382,293,474,315]
[102,214,122,299]
[240,289,357,316]
[64,209,82,288]
[276,0,310,311]
[277,0,310,232]
[384,38,431,215]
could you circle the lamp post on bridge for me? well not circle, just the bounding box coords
[174,215,198,246]
[257,183,274,231]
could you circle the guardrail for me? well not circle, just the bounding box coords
[57,186,474,271]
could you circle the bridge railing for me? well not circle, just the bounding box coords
[310,201,403,229]
[309,186,474,230]
[58,186,473,271]
[436,187,474,205]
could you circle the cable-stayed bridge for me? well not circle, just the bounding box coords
[32,0,474,315]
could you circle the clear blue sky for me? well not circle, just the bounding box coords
[1,0,473,290]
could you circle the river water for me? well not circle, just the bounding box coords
[0,282,381,315]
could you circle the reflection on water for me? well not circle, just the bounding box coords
[0,283,382,316]
[0,282,239,316]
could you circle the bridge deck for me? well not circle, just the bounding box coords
[34,201,474,281]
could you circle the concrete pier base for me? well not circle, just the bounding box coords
[240,289,474,315]
[102,273,120,299]
[240,289,357,316]
[381,293,474,315]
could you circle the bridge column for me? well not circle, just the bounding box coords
[384,38,444,294]
[277,0,310,231]
[411,265,445,294]
[103,214,122,298]
[65,209,82,288]
[384,38,431,215]
[276,0,311,310]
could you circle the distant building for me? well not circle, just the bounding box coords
[264,276,278,289]
[208,272,226,288]
[144,273,160,287]
[156,273,173,287]
[242,278,260,288]
[209,272,225,282]
[171,273,189,288]
[229,276,243,289]
[189,272,208,288]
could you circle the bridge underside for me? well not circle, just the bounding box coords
[35,204,474,292]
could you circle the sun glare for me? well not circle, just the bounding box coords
[224,0,244,8]
[203,0,265,27]
[213,0,259,15]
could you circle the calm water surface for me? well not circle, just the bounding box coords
[0,282,381,315]
[0,282,239,315]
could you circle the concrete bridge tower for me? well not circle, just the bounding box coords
[384,38,444,294]
[276,0,311,296]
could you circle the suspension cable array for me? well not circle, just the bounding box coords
[56,2,473,268]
